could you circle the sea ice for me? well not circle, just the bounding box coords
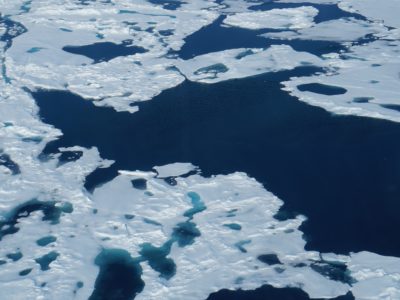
[223,6,318,30]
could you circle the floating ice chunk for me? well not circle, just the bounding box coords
[349,251,400,299]
[153,162,198,178]
[223,6,318,30]
[177,45,323,84]
[283,39,400,122]
[339,0,400,29]
[263,18,386,42]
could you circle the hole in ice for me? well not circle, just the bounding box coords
[172,221,201,247]
[297,83,347,95]
[35,251,59,271]
[124,214,135,220]
[352,97,373,103]
[226,209,238,218]
[184,192,206,219]
[194,63,229,78]
[27,47,44,53]
[164,177,177,186]
[58,150,83,165]
[158,29,174,37]
[235,49,256,60]
[223,223,242,230]
[139,242,176,279]
[36,235,57,247]
[0,150,20,175]
[62,41,148,63]
[143,218,161,226]
[274,266,285,273]
[0,200,72,240]
[59,28,72,32]
[257,254,282,266]
[74,281,84,294]
[310,260,356,285]
[6,251,23,261]
[21,136,42,143]
[235,240,251,253]
[131,178,147,190]
[19,268,32,276]
[89,249,144,300]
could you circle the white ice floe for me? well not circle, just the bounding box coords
[339,0,400,29]
[223,6,318,30]
[263,18,386,42]
[153,162,199,178]
[282,39,400,122]
[349,252,400,300]
[3,0,217,112]
[177,45,324,84]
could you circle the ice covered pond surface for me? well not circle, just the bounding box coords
[1,0,400,299]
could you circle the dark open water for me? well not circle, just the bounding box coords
[26,1,400,299]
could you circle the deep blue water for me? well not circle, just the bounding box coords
[7,0,400,298]
[34,66,400,258]
[177,15,345,59]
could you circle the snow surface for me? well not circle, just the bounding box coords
[223,6,318,30]
[176,45,324,84]
[263,18,385,42]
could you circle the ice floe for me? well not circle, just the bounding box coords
[176,45,324,84]
[282,39,400,122]
[223,6,318,30]
[263,18,385,42]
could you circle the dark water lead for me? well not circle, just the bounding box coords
[58,150,83,166]
[62,41,148,63]
[177,15,346,59]
[0,199,73,240]
[34,66,400,258]
[310,260,355,285]
[89,249,144,300]
[297,83,347,95]
[0,150,21,175]
[207,285,355,300]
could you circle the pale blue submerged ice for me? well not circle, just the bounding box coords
[1,0,400,299]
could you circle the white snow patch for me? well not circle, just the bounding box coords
[153,163,198,178]
[177,45,324,84]
[223,6,318,30]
